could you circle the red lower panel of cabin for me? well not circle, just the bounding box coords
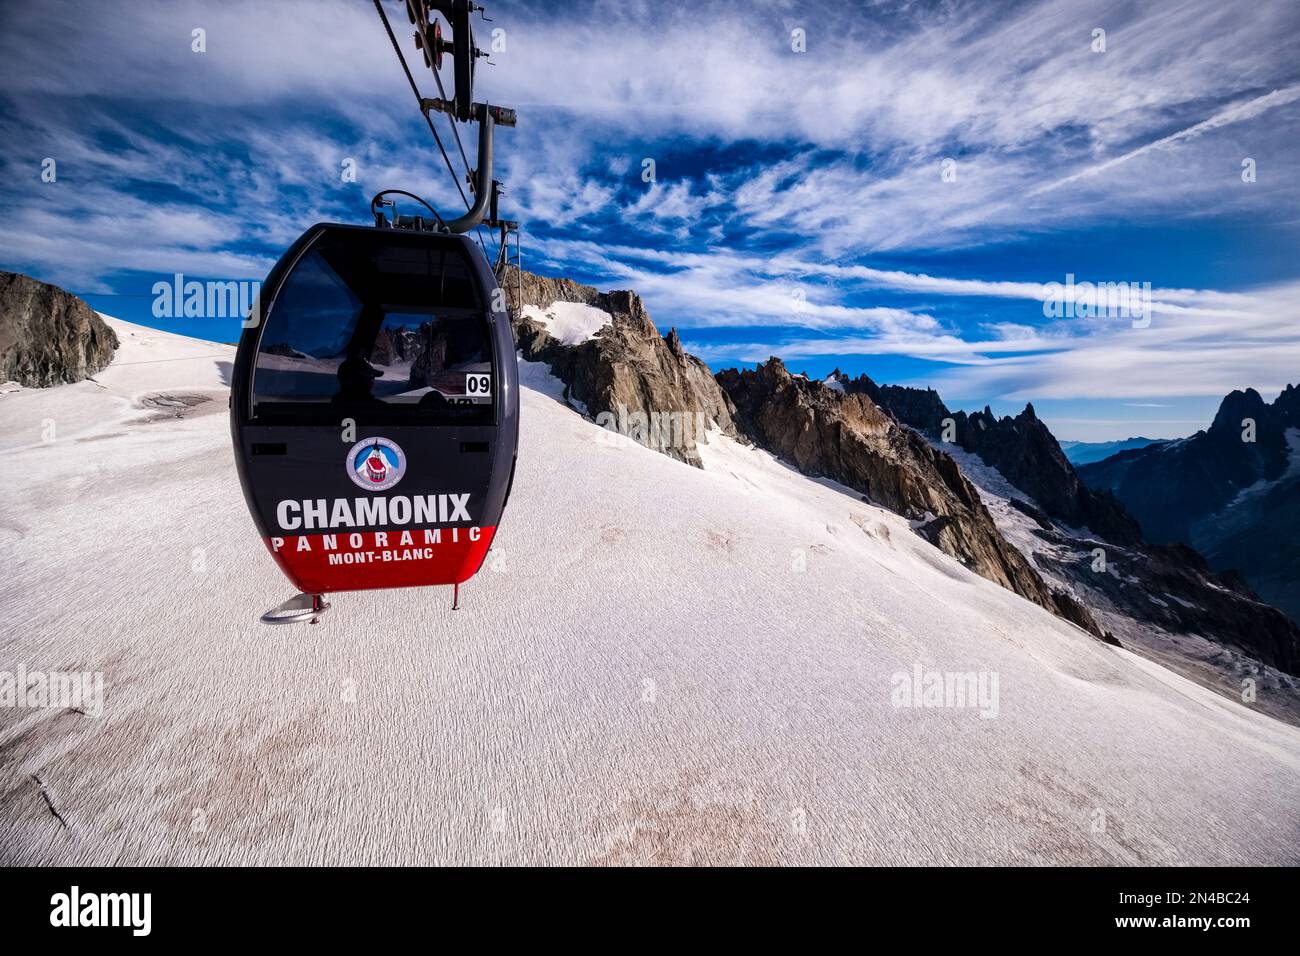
[264,526,496,593]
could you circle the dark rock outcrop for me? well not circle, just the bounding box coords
[1009,497,1053,530]
[1189,471,1300,624]
[502,266,736,465]
[0,271,119,386]
[717,358,1106,638]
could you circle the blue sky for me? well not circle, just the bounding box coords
[1,0,1298,440]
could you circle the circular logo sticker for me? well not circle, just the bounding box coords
[347,437,406,492]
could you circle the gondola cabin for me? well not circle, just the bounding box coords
[230,223,519,604]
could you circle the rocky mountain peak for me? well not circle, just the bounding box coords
[969,403,1141,545]
[665,327,684,357]
[496,268,1300,673]
[501,266,736,465]
[1210,387,1267,436]
[849,375,946,429]
[1273,382,1300,422]
[1078,378,1300,628]
[846,369,1298,676]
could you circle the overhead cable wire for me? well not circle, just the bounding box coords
[372,0,489,257]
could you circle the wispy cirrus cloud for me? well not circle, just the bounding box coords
[1029,84,1300,197]
[527,236,1300,403]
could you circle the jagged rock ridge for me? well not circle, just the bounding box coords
[829,369,1140,546]
[501,269,1299,668]
[1079,386,1298,543]
[719,360,1106,639]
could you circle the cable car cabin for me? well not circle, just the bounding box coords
[230,223,519,597]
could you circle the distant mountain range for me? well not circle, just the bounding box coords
[827,371,1299,683]
[1059,437,1162,466]
[1077,385,1300,621]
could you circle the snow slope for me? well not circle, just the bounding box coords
[0,318,1297,865]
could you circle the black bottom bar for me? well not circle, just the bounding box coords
[0,866,1290,942]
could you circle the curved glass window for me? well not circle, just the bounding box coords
[252,229,494,424]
